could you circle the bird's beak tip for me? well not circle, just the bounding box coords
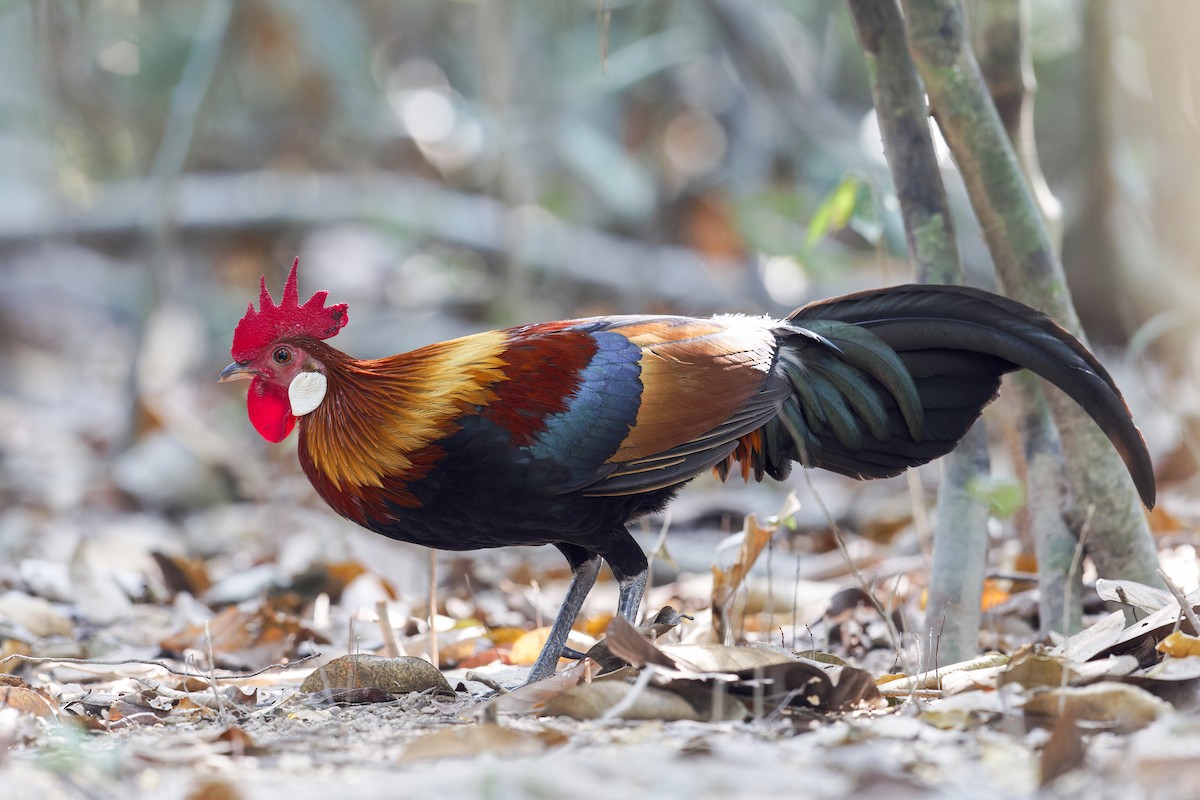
[218,362,256,383]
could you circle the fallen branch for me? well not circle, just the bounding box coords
[875,652,1010,694]
[0,652,320,681]
[2,171,745,310]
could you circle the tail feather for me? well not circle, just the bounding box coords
[751,284,1155,507]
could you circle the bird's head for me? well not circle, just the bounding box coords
[219,258,349,442]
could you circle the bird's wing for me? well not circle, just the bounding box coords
[543,315,786,497]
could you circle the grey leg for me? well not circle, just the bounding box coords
[615,569,648,623]
[602,526,650,625]
[526,545,602,683]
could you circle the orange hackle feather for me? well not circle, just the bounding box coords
[297,333,509,516]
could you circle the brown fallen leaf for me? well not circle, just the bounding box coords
[583,613,615,639]
[583,607,691,674]
[173,696,219,720]
[454,646,511,669]
[793,650,848,666]
[477,660,591,716]
[1156,631,1200,659]
[0,593,73,638]
[598,615,678,670]
[999,646,1074,689]
[437,634,492,668]
[107,698,169,729]
[653,681,749,722]
[1002,649,1138,692]
[916,582,1012,614]
[161,604,324,669]
[172,676,213,693]
[1040,708,1086,787]
[711,513,777,644]
[508,627,594,667]
[0,682,58,719]
[401,723,566,762]
[980,579,1011,611]
[186,778,243,800]
[210,725,269,757]
[543,681,702,721]
[152,551,212,597]
[485,627,528,647]
[821,664,887,711]
[1023,681,1172,733]
[300,654,451,696]
[1146,503,1184,535]
[286,560,382,603]
[0,639,31,675]
[658,643,794,673]
[224,685,258,708]
[731,659,885,712]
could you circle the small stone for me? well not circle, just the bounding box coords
[301,654,452,695]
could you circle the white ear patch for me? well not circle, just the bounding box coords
[288,371,327,416]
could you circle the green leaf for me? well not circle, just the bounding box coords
[805,175,862,249]
[966,477,1027,519]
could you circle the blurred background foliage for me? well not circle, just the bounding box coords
[1,0,1197,530]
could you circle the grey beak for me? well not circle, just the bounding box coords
[218,362,258,382]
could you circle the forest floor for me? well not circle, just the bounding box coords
[2,478,1198,800]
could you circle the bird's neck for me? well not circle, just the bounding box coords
[295,332,511,495]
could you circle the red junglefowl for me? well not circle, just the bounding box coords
[220,259,1155,683]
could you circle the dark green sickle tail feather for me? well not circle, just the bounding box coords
[750,284,1155,508]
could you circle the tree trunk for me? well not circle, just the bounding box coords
[899,0,1160,587]
[846,0,990,666]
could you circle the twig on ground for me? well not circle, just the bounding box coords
[464,671,507,694]
[378,600,403,658]
[204,619,229,724]
[0,653,320,680]
[1058,505,1094,714]
[803,471,904,661]
[876,652,1009,695]
[429,550,440,670]
[1156,568,1200,634]
[644,507,673,628]
[598,665,658,724]
[1062,505,1094,661]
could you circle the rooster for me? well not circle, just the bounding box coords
[220,259,1154,682]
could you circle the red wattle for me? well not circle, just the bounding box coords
[247,377,296,442]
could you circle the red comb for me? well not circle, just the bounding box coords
[231,258,349,361]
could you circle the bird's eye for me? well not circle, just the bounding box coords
[273,347,292,365]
